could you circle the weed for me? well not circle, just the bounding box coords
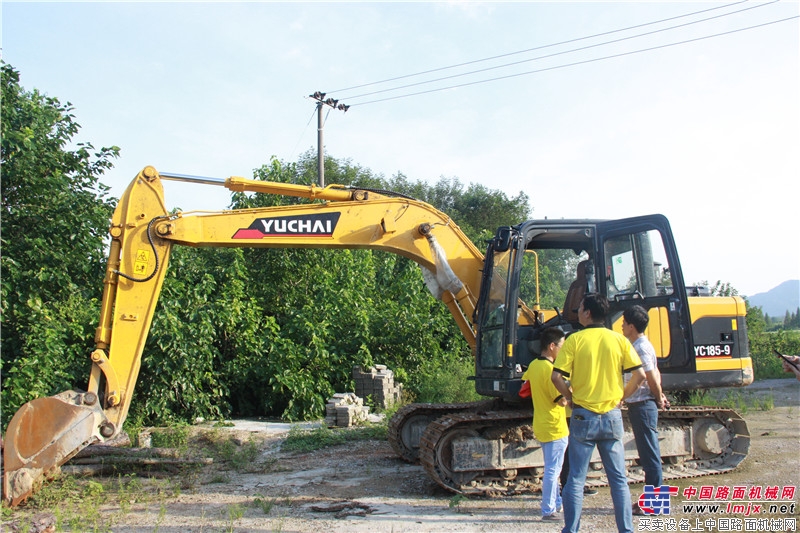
[153,502,167,533]
[115,474,145,510]
[251,494,276,514]
[78,497,104,531]
[449,493,467,512]
[225,503,244,531]
[210,473,232,484]
[686,389,710,406]
[152,478,182,502]
[54,506,64,530]
[255,456,280,473]
[756,394,774,411]
[213,437,236,459]
[176,465,202,491]
[123,410,147,447]
[68,513,83,531]
[761,394,775,411]
[84,480,106,501]
[228,437,261,471]
[379,399,403,420]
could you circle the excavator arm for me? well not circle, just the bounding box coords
[2,166,485,506]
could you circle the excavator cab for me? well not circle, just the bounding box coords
[474,214,752,401]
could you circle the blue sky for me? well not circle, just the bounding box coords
[2,1,798,297]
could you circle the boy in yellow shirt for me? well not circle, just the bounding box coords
[522,327,568,520]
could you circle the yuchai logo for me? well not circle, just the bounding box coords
[232,213,340,239]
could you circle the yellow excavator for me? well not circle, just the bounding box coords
[2,166,753,505]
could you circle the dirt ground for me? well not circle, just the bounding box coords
[5,378,800,533]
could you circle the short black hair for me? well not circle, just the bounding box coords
[581,293,609,321]
[540,327,565,351]
[623,305,649,334]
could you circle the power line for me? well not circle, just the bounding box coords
[288,104,321,163]
[329,0,752,96]
[341,0,781,102]
[349,15,798,107]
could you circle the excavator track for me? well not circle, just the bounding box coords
[417,405,750,496]
[650,405,750,481]
[387,399,502,463]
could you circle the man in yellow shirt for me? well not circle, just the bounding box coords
[522,327,568,520]
[551,293,646,533]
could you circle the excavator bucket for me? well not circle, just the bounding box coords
[2,390,106,506]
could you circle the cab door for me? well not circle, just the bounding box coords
[596,215,695,374]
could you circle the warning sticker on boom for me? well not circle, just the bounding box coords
[134,249,150,275]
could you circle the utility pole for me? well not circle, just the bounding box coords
[309,91,349,187]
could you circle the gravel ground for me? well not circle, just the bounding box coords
[4,378,799,533]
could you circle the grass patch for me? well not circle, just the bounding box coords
[281,423,386,453]
[150,423,190,450]
[681,388,775,413]
[8,468,183,530]
[192,428,272,473]
[251,494,277,514]
[215,436,261,470]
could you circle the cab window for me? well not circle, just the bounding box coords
[604,229,673,300]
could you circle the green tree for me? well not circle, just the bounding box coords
[128,247,261,424]
[1,63,119,428]
[384,174,530,244]
[703,280,739,297]
[745,302,767,336]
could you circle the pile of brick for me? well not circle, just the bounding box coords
[325,392,370,428]
[353,364,403,409]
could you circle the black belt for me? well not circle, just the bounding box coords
[572,403,600,414]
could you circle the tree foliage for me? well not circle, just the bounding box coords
[2,66,539,428]
[1,63,119,428]
[744,299,800,379]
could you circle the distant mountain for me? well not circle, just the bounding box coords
[748,280,800,318]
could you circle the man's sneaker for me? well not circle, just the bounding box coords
[584,486,599,495]
[542,513,561,521]
[632,503,646,516]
